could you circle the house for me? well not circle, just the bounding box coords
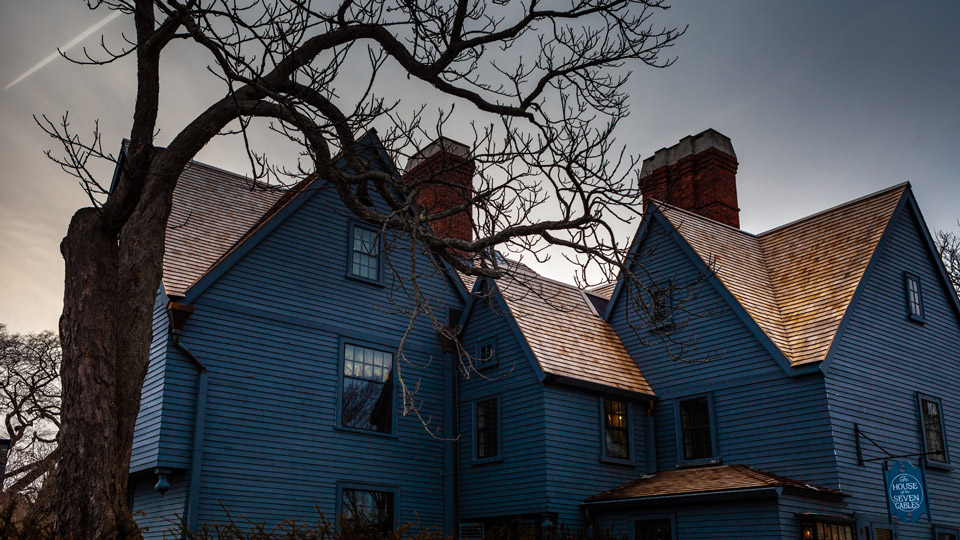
[127,129,960,539]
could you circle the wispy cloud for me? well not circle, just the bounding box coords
[5,11,122,91]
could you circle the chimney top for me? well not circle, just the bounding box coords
[640,129,736,177]
[404,136,471,172]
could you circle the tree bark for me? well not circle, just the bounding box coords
[55,161,176,538]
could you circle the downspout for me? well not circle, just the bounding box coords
[167,302,207,533]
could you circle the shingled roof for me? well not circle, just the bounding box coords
[163,161,284,297]
[658,183,907,366]
[583,464,844,503]
[495,272,653,395]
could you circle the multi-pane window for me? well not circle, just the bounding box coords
[476,398,499,459]
[635,519,671,540]
[651,282,674,329]
[679,396,713,461]
[905,273,924,321]
[341,488,394,532]
[350,225,380,281]
[799,519,854,540]
[919,396,948,463]
[603,398,629,459]
[341,344,393,433]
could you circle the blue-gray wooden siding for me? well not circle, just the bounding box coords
[823,202,960,532]
[607,217,839,487]
[131,180,464,534]
[129,471,188,538]
[457,290,549,519]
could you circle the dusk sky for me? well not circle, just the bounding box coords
[1,1,958,333]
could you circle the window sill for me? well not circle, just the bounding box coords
[345,272,385,287]
[333,424,397,439]
[600,455,637,467]
[924,460,953,471]
[676,456,722,468]
[472,456,503,466]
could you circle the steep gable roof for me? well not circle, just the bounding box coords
[658,183,908,366]
[493,271,653,395]
[163,161,284,297]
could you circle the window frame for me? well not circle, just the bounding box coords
[599,396,635,466]
[474,336,498,371]
[916,392,951,468]
[649,280,677,331]
[798,516,856,540]
[335,480,399,531]
[336,337,398,438]
[904,271,925,323]
[346,220,385,285]
[472,395,502,464]
[674,392,720,467]
[634,514,676,540]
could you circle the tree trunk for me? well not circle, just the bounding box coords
[55,166,175,538]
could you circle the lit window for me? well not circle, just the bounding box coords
[350,224,381,281]
[799,518,854,540]
[635,519,671,540]
[341,488,394,532]
[475,398,499,459]
[905,273,924,322]
[603,398,629,459]
[341,344,393,433]
[679,396,714,462]
[918,394,950,464]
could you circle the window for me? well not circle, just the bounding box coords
[475,398,500,460]
[475,340,496,369]
[341,343,394,434]
[650,281,675,329]
[635,518,672,540]
[917,394,950,465]
[340,488,394,532]
[678,396,715,462]
[904,272,924,322]
[799,519,854,540]
[603,398,630,460]
[349,223,381,282]
[871,525,893,540]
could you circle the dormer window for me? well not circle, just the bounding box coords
[348,222,382,284]
[904,272,924,322]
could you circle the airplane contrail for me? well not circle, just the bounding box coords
[5,11,123,91]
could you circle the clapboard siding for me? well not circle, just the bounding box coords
[542,386,646,529]
[608,218,839,487]
[458,291,548,519]
[824,203,960,528]
[131,290,171,472]
[596,500,781,539]
[130,471,187,539]
[130,176,462,534]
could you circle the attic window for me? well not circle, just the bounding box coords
[650,281,675,330]
[904,272,924,322]
[349,223,382,283]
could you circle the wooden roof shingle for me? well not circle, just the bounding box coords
[584,464,844,503]
[659,183,906,366]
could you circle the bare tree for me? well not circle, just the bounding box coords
[39,0,685,536]
[935,226,960,296]
[0,325,60,501]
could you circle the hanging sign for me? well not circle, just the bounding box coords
[884,460,928,523]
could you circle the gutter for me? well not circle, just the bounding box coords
[581,486,783,511]
[167,302,207,533]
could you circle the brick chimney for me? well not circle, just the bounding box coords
[405,137,475,243]
[639,128,740,228]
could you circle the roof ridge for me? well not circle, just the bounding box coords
[758,182,909,237]
[649,199,759,237]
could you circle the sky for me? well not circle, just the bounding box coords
[1,1,958,333]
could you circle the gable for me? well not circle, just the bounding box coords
[655,184,907,367]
